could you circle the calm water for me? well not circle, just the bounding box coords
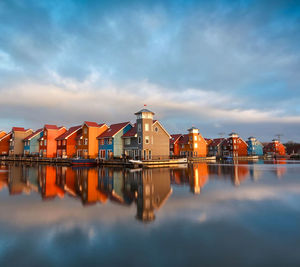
[0,160,300,266]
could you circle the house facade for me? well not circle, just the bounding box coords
[0,132,11,156]
[76,121,108,159]
[263,139,286,156]
[246,137,264,156]
[23,128,43,156]
[122,109,171,160]
[221,133,248,157]
[9,127,33,156]
[56,125,82,158]
[176,127,208,158]
[39,125,66,158]
[97,122,132,159]
[208,138,225,157]
[170,134,182,156]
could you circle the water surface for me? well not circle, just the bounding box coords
[0,160,300,266]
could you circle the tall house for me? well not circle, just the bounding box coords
[76,121,108,159]
[221,133,248,157]
[123,109,171,160]
[0,131,11,156]
[263,139,286,156]
[23,128,43,156]
[246,137,264,156]
[9,127,33,156]
[39,125,66,158]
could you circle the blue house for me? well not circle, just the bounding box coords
[97,122,132,159]
[246,137,263,156]
[23,128,43,156]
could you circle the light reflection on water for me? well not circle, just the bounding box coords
[0,161,300,266]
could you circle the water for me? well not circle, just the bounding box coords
[0,160,300,266]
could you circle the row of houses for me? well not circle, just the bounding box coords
[0,108,286,159]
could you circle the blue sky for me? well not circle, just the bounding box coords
[0,0,300,141]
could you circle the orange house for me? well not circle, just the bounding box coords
[221,133,248,157]
[76,121,108,159]
[39,125,67,158]
[0,132,11,156]
[177,127,208,157]
[56,125,82,158]
[170,134,182,156]
[264,139,286,156]
[189,163,209,194]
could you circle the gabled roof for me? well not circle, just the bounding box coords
[24,128,43,141]
[170,134,182,145]
[122,124,137,138]
[56,126,81,141]
[178,134,189,144]
[209,138,226,147]
[152,120,171,138]
[83,121,105,127]
[97,122,130,139]
[44,124,59,130]
[0,132,12,141]
[12,127,26,132]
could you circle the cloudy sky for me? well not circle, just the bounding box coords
[0,0,300,141]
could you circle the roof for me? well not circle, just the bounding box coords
[178,134,189,144]
[24,128,43,141]
[122,124,137,138]
[152,120,171,138]
[83,121,105,127]
[97,122,130,139]
[56,126,81,141]
[44,124,59,130]
[170,134,182,145]
[209,138,226,147]
[0,132,12,141]
[134,108,155,115]
[12,127,26,132]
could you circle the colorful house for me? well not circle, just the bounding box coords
[9,127,33,156]
[246,137,263,156]
[56,125,82,158]
[97,122,132,159]
[0,131,6,140]
[208,138,225,157]
[263,139,286,156]
[122,109,171,160]
[176,127,208,158]
[23,128,43,156]
[76,121,108,159]
[0,132,11,156]
[39,125,67,158]
[221,133,248,157]
[170,134,183,156]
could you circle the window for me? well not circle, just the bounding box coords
[125,138,131,145]
[149,150,152,159]
[44,140,47,146]
[138,136,141,144]
[84,127,87,134]
[155,127,158,132]
[194,136,197,141]
[63,140,66,146]
[145,136,150,144]
[40,141,43,146]
[195,143,198,148]
[108,138,112,145]
[100,139,104,145]
[78,140,81,145]
[138,123,142,132]
[189,136,192,141]
[145,123,149,131]
[234,139,236,144]
[58,141,61,146]
[44,131,47,136]
[84,138,88,145]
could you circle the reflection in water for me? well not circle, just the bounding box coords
[0,160,289,222]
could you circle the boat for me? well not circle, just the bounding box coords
[71,158,97,166]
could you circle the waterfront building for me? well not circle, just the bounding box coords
[170,134,183,156]
[246,136,264,156]
[221,133,248,157]
[122,109,171,160]
[9,127,33,156]
[97,122,132,160]
[208,138,226,157]
[56,125,82,158]
[23,128,43,156]
[39,125,66,158]
[76,121,108,159]
[263,139,286,156]
[176,127,208,158]
[0,132,11,156]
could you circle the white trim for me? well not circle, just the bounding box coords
[0,132,11,141]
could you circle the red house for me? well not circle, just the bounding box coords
[56,125,82,158]
[170,134,182,156]
[264,139,286,156]
[221,133,248,157]
[0,132,11,156]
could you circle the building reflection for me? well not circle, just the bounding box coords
[189,163,209,194]
[0,164,8,191]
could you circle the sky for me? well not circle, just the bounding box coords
[0,0,300,142]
